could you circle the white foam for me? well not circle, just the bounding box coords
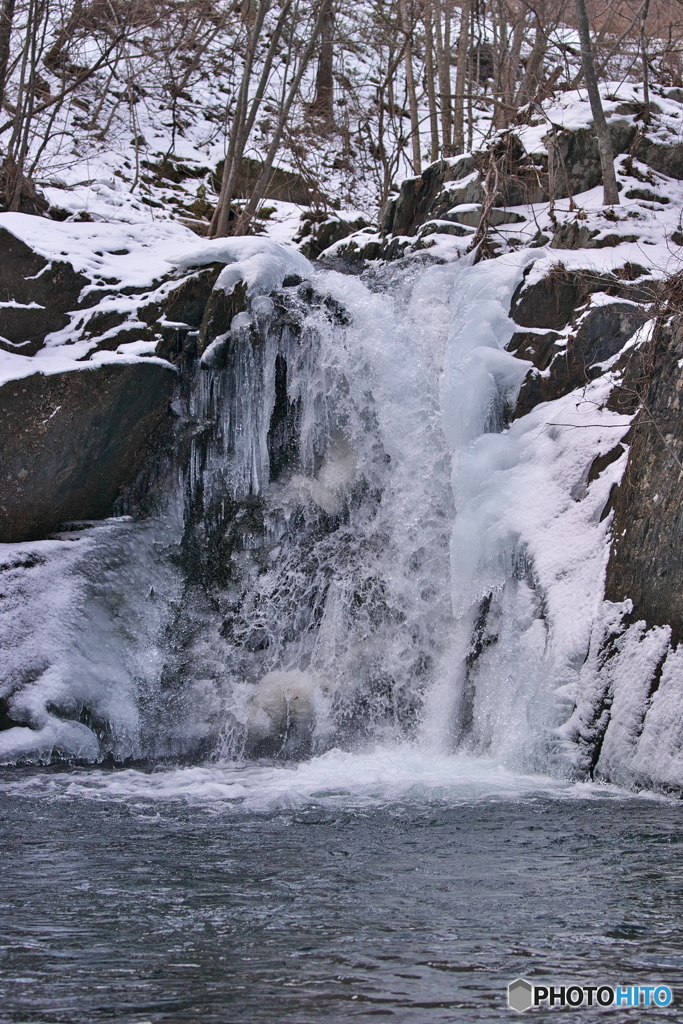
[0,748,661,812]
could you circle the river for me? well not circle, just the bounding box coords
[1,752,682,1022]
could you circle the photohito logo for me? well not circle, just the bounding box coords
[508,979,673,1012]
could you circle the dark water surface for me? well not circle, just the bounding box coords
[1,767,682,1023]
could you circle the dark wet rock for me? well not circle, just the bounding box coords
[605,315,683,645]
[633,136,683,180]
[152,270,246,367]
[161,265,223,328]
[507,330,563,371]
[0,362,176,542]
[213,156,312,205]
[296,283,350,325]
[297,213,371,259]
[197,280,249,357]
[0,227,88,356]
[551,220,639,249]
[514,300,643,418]
[546,120,635,199]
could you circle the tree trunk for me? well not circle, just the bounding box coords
[452,0,470,153]
[423,2,440,161]
[640,0,651,125]
[400,0,421,175]
[314,0,334,127]
[434,0,451,150]
[517,15,548,106]
[0,0,15,111]
[210,0,272,237]
[574,0,619,205]
[43,0,83,74]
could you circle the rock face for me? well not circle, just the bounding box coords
[605,314,683,645]
[0,363,175,542]
[546,120,636,198]
[633,137,683,180]
[375,125,639,243]
[503,257,683,787]
[380,156,478,238]
[509,267,648,416]
[297,213,371,259]
[0,228,88,355]
[514,299,644,417]
[370,119,683,263]
[213,156,312,204]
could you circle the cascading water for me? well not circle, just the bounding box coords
[147,257,465,763]
[0,245,630,776]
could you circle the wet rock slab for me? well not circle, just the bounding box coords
[0,362,175,542]
[0,227,88,356]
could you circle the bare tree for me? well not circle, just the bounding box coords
[640,0,651,124]
[0,0,15,111]
[314,0,334,126]
[209,0,273,237]
[452,0,470,153]
[433,0,452,151]
[231,0,333,235]
[574,0,620,205]
[400,0,421,174]
[423,1,441,161]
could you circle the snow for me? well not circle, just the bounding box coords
[0,210,199,289]
[170,236,312,295]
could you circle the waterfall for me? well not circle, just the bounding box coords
[0,247,634,775]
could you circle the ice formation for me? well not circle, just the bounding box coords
[0,230,679,790]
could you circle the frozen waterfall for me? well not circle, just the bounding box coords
[0,246,638,778]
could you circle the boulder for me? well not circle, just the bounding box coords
[0,227,88,356]
[154,264,224,366]
[297,213,371,259]
[506,329,563,371]
[633,136,683,180]
[448,206,526,229]
[514,300,643,417]
[0,362,176,542]
[379,155,475,237]
[510,268,584,331]
[551,220,639,250]
[197,280,249,359]
[545,120,636,199]
[213,156,312,205]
